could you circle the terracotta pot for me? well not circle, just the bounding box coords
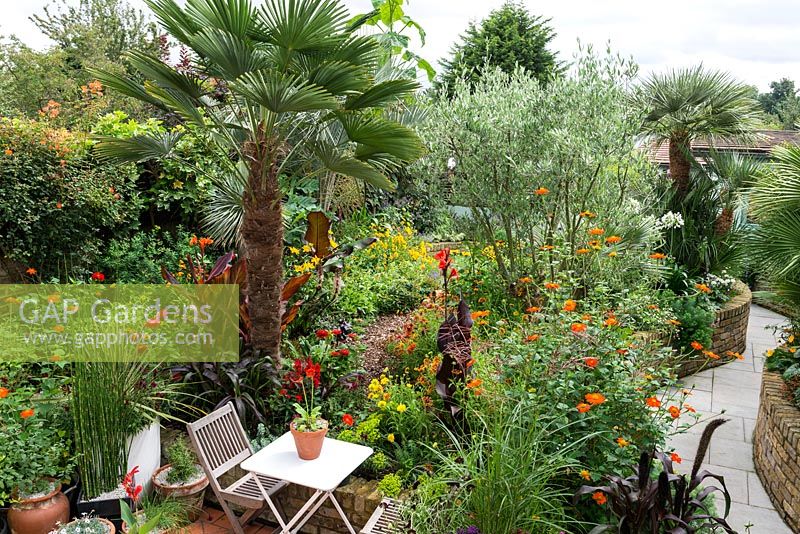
[56,518,115,534]
[7,480,69,534]
[151,464,209,522]
[290,420,328,460]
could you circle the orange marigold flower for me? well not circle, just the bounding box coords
[581,314,592,321]
[571,322,587,334]
[580,469,591,480]
[668,405,681,418]
[534,187,550,196]
[25,267,37,276]
[684,404,696,413]
[695,283,712,294]
[645,396,661,408]
[518,276,533,284]
[603,317,619,327]
[563,299,577,312]
[592,491,607,505]
[525,306,541,313]
[544,282,560,290]
[20,408,35,419]
[525,334,540,342]
[585,393,606,405]
[668,319,681,326]
[726,351,744,360]
[648,304,660,310]
[3,148,12,156]
[703,350,720,360]
[576,248,591,255]
[690,341,704,351]
[584,357,599,368]
[616,437,629,447]
[588,227,605,236]
[576,403,591,413]
[342,413,354,427]
[466,378,483,389]
[605,235,622,245]
[670,452,682,464]
[0,387,8,398]
[587,240,601,247]
[649,252,666,260]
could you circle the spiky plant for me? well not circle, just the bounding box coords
[90,0,423,357]
[636,65,761,196]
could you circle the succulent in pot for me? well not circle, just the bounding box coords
[151,438,208,522]
[287,360,328,460]
[49,515,116,534]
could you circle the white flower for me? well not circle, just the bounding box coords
[657,211,685,230]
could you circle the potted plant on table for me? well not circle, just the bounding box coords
[287,359,328,460]
[1,383,75,534]
[151,437,208,522]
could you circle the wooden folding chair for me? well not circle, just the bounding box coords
[187,403,288,534]
[360,499,403,533]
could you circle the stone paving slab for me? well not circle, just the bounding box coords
[667,304,793,534]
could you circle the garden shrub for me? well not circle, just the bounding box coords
[670,295,715,352]
[0,117,139,277]
[97,226,197,283]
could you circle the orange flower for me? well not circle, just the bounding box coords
[587,240,601,248]
[690,341,703,351]
[525,306,541,313]
[592,491,607,505]
[471,310,490,319]
[668,319,681,326]
[616,437,629,447]
[525,334,540,342]
[588,227,605,236]
[576,403,591,413]
[645,396,661,408]
[584,357,599,368]
[20,408,34,419]
[703,350,720,360]
[342,413,354,427]
[581,314,592,321]
[648,304,659,310]
[670,452,682,464]
[518,276,533,284]
[563,299,577,312]
[684,404,696,413]
[25,267,37,276]
[534,187,550,195]
[603,317,619,327]
[580,210,596,218]
[585,393,606,405]
[3,148,12,156]
[726,351,744,360]
[189,235,199,246]
[668,405,681,418]
[576,248,591,255]
[580,469,591,480]
[544,282,560,290]
[198,237,214,251]
[0,387,8,398]
[605,235,622,245]
[649,252,666,260]
[571,322,587,334]
[466,378,483,389]
[539,245,554,251]
[695,283,711,294]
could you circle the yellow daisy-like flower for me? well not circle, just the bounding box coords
[288,246,300,255]
[387,433,395,443]
[377,400,387,409]
[396,403,407,413]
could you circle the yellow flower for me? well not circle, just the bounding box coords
[302,243,313,253]
[396,403,407,413]
[387,433,395,443]
[579,469,591,481]
[377,400,387,409]
[766,349,774,358]
[288,246,300,255]
[380,375,389,385]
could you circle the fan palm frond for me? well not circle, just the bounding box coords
[93,132,185,163]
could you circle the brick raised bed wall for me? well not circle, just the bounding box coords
[753,371,800,532]
[676,281,751,377]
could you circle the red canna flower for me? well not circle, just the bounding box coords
[316,329,330,339]
[339,348,350,357]
[0,387,8,398]
[342,413,354,427]
[91,272,105,282]
[670,452,682,464]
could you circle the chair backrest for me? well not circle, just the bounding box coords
[187,403,254,486]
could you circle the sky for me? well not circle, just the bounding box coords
[3,0,800,92]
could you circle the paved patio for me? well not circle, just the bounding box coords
[667,304,793,534]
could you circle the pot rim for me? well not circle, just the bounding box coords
[13,478,61,506]
[151,464,208,492]
[289,419,329,434]
[59,517,115,534]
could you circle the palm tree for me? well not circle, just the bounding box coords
[91,0,423,357]
[751,145,800,306]
[637,65,762,195]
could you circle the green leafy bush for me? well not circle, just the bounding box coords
[97,226,196,283]
[165,437,200,485]
[670,295,715,352]
[0,117,139,277]
[377,472,403,498]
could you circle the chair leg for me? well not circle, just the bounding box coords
[218,498,246,534]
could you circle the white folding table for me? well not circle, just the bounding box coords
[239,432,373,534]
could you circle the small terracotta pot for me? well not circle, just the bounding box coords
[57,518,115,534]
[7,480,69,534]
[290,420,328,460]
[151,464,209,522]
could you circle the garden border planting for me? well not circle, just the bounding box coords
[753,371,800,532]
[676,281,751,377]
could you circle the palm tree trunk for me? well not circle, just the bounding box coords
[668,135,691,195]
[241,127,283,359]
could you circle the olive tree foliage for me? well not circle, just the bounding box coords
[416,47,659,288]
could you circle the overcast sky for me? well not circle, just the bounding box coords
[3,0,800,91]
